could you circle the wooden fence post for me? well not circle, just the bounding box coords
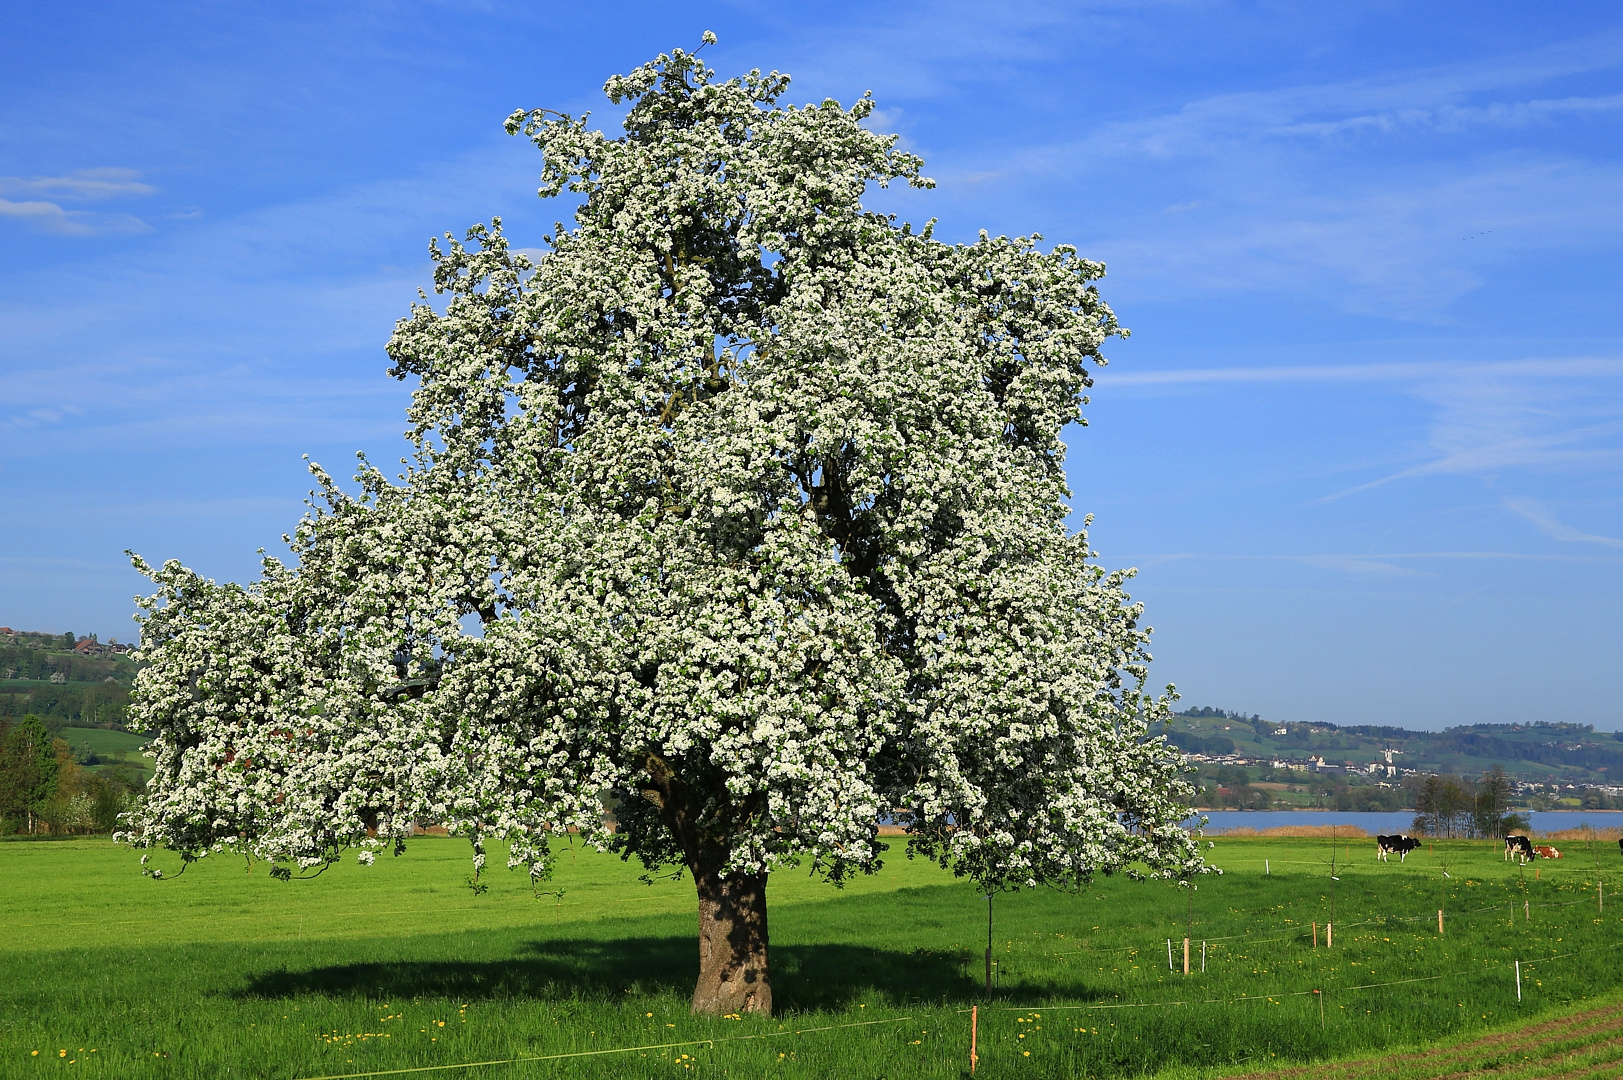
[1183,937,1190,975]
[970,1005,978,1074]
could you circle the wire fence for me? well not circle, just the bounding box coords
[292,1015,919,1080]
[1016,887,1610,959]
[287,935,1623,1080]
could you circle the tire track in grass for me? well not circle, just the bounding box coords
[1227,997,1623,1079]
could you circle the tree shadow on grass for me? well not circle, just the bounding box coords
[238,937,1101,1010]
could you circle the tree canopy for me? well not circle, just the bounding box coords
[123,39,1204,1015]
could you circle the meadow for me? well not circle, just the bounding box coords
[2,831,1620,1079]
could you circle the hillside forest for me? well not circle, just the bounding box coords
[0,628,147,834]
[1170,706,1623,816]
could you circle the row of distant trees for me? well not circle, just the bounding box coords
[1410,766,1529,839]
[0,678,131,727]
[1198,764,1407,812]
[0,716,142,835]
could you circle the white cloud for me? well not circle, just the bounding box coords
[0,168,157,235]
[1296,555,1423,576]
[875,24,1623,316]
[0,167,157,201]
[1275,92,1623,139]
[1312,364,1623,500]
[0,196,152,236]
[1502,497,1623,549]
[1079,156,1623,316]
[1023,30,1623,166]
[0,139,536,454]
[0,198,76,225]
[1101,357,1623,388]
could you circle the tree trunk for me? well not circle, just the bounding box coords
[691,866,771,1016]
[637,753,772,1016]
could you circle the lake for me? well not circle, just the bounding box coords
[1183,809,1623,834]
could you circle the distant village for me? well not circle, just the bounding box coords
[0,627,135,657]
[1171,705,1623,803]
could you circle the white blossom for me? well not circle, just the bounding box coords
[121,42,1206,1012]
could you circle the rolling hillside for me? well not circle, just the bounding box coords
[1165,708,1623,785]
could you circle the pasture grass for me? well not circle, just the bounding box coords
[1,832,1620,1079]
[54,727,152,760]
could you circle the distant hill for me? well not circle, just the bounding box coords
[1165,707,1623,784]
[0,627,138,730]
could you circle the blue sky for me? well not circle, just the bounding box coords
[3,2,1620,730]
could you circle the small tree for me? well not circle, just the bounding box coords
[122,40,1205,1015]
[1473,765,1529,838]
[0,715,61,834]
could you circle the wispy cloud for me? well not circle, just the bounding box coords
[1102,357,1623,387]
[0,197,151,236]
[1296,554,1423,576]
[878,24,1623,315]
[1028,29,1623,165]
[1124,550,1623,565]
[1322,436,1623,501]
[0,167,157,200]
[1275,92,1623,138]
[1503,497,1623,548]
[0,168,156,235]
[0,142,534,454]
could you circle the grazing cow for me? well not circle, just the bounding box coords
[1505,835,1535,863]
[1376,834,1420,862]
[1533,845,1562,859]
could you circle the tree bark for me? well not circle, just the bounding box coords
[638,753,772,1016]
[690,864,771,1016]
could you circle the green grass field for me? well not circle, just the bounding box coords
[2,833,1620,1079]
[53,726,152,779]
[54,727,151,760]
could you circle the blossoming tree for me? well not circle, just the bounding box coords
[123,39,1204,1016]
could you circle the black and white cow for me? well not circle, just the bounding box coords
[1505,835,1535,863]
[1377,834,1420,862]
